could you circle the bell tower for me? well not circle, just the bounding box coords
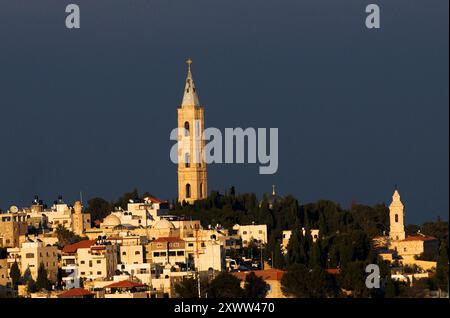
[389,188,406,241]
[177,59,208,204]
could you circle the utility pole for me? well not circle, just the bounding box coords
[195,224,201,298]
[260,243,264,270]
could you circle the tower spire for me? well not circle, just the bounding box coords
[181,58,200,107]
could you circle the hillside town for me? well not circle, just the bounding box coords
[0,61,448,298]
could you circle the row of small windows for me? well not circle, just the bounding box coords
[25,252,56,258]
[80,271,102,276]
[122,251,141,256]
[80,260,102,266]
[153,251,185,257]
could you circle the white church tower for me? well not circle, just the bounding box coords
[389,188,406,241]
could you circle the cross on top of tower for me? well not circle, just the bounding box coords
[181,58,200,107]
[186,58,193,68]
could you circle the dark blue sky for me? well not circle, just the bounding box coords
[0,0,448,224]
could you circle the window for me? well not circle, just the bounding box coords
[395,214,399,223]
[177,251,185,256]
[160,252,167,257]
[199,183,203,198]
[185,153,190,168]
[135,251,140,255]
[89,261,92,267]
[169,251,176,257]
[243,231,247,235]
[80,261,85,264]
[122,252,127,256]
[153,252,160,257]
[97,271,102,275]
[25,253,34,259]
[80,272,85,275]
[186,184,191,198]
[184,121,190,136]
[97,260,101,264]
[259,230,263,234]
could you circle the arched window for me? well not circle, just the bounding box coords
[395,214,399,223]
[186,184,191,198]
[199,183,203,198]
[185,153,190,168]
[184,121,190,137]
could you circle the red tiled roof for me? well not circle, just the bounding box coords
[326,268,341,275]
[62,240,96,254]
[153,237,184,243]
[104,280,146,289]
[402,235,438,242]
[144,196,167,204]
[58,288,94,298]
[233,269,285,281]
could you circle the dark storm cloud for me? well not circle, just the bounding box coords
[0,0,448,223]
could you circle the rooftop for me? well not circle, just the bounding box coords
[402,235,438,242]
[152,237,184,243]
[58,288,94,298]
[62,240,96,254]
[232,269,285,281]
[104,280,146,289]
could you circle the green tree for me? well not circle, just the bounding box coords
[208,272,244,298]
[435,242,449,292]
[36,263,52,291]
[287,227,308,265]
[309,241,323,269]
[9,261,21,289]
[281,264,337,298]
[174,277,199,298]
[114,188,140,210]
[55,225,86,248]
[243,272,268,298]
[27,278,38,293]
[86,197,112,226]
[384,277,397,298]
[337,261,370,298]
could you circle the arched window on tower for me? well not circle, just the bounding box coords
[199,183,203,199]
[184,121,190,137]
[395,214,399,223]
[186,184,191,198]
[185,153,190,168]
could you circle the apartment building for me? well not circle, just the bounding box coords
[61,239,118,285]
[148,237,186,266]
[6,238,58,282]
[233,224,268,247]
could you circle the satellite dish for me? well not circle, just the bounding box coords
[10,206,19,213]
